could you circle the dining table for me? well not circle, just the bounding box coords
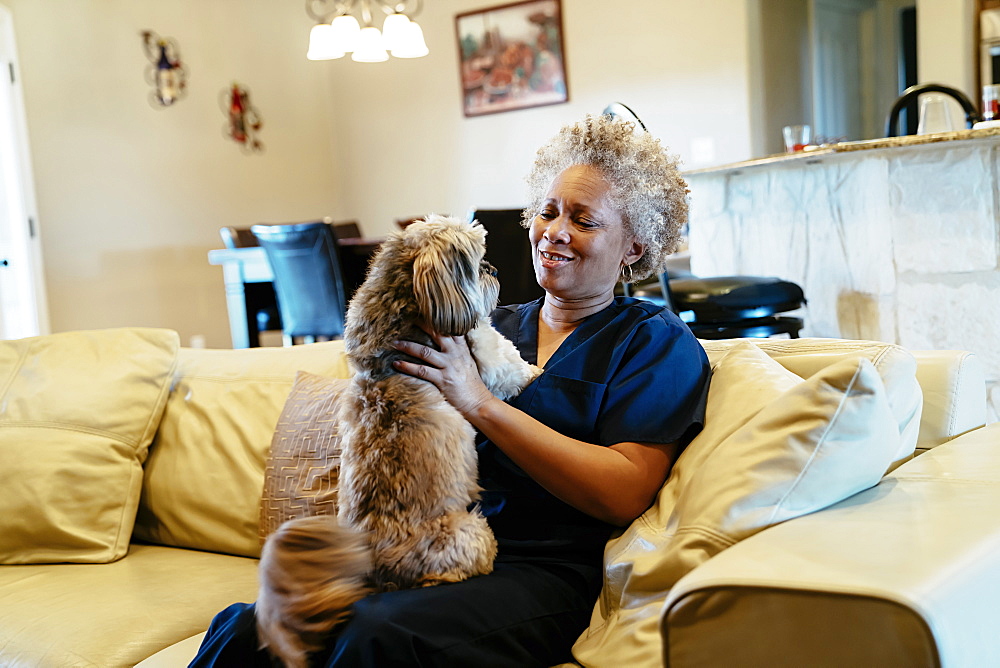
[208,237,382,349]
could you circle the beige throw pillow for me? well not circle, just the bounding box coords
[572,341,902,667]
[134,340,352,558]
[0,328,179,564]
[259,371,348,544]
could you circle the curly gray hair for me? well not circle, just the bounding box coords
[522,114,689,282]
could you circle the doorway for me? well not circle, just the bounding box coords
[809,0,917,142]
[0,4,48,339]
[750,0,917,154]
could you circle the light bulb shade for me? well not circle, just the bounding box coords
[307,23,345,60]
[352,27,388,62]
[330,14,362,52]
[390,21,429,58]
[381,13,411,52]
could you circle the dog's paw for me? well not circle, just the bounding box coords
[467,319,542,399]
[485,359,541,400]
[417,573,464,588]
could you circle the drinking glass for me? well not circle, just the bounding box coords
[782,125,812,152]
[916,93,955,135]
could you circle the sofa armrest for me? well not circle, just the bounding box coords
[661,422,1000,668]
[911,349,987,454]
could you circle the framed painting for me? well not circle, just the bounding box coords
[455,0,568,117]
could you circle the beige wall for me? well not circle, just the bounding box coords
[918,0,976,90]
[7,0,755,347]
[327,0,755,237]
[918,0,978,123]
[3,0,977,348]
[6,0,343,348]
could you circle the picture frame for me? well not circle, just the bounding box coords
[455,0,569,117]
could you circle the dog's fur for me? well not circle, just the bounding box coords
[256,215,541,667]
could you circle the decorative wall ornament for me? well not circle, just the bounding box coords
[221,83,263,153]
[455,0,568,117]
[140,30,187,108]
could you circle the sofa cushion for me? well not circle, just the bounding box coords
[0,328,178,564]
[134,341,352,558]
[701,337,922,469]
[259,371,347,544]
[0,543,257,668]
[571,341,902,667]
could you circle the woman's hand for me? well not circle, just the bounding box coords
[392,331,496,418]
[394,328,677,526]
[394,327,680,526]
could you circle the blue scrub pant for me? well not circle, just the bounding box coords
[188,557,602,667]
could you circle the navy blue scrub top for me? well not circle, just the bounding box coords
[478,297,711,566]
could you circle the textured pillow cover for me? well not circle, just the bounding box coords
[571,341,901,667]
[0,328,179,564]
[134,340,352,558]
[259,371,348,544]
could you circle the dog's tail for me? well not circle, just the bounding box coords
[256,515,372,668]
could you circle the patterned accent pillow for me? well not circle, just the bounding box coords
[259,371,349,544]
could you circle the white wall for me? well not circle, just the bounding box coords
[4,0,343,348]
[318,0,755,237]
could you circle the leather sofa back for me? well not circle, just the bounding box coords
[132,337,986,557]
[701,338,987,460]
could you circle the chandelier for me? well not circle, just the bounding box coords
[305,0,429,62]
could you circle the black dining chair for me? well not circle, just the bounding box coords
[219,225,283,346]
[471,208,545,306]
[250,221,348,346]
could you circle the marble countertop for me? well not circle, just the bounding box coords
[685,125,1000,176]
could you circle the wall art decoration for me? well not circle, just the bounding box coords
[140,30,187,108]
[221,83,263,154]
[455,0,568,117]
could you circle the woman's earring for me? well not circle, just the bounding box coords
[621,262,634,283]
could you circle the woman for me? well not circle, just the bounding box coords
[191,114,710,667]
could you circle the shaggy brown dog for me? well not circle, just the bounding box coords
[256,215,540,667]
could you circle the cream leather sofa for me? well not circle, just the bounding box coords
[0,328,991,667]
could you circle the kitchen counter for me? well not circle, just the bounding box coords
[684,127,1000,420]
[685,125,1000,175]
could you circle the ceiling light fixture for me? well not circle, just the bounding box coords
[305,0,429,62]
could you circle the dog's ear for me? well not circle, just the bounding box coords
[412,233,481,336]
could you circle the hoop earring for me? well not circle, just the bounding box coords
[621,262,634,283]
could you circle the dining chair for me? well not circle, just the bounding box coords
[470,208,545,306]
[219,226,260,250]
[333,220,362,240]
[250,221,348,346]
[218,226,282,346]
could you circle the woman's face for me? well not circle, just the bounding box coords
[529,164,643,302]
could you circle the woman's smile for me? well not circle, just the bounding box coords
[538,250,573,268]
